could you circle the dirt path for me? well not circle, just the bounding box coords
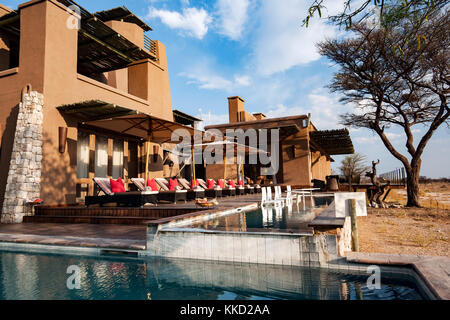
[358,207,449,257]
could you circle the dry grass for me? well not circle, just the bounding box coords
[358,206,449,257]
[384,182,450,210]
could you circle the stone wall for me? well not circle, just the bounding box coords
[1,89,44,223]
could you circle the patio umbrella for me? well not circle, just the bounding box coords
[174,140,269,181]
[83,113,198,182]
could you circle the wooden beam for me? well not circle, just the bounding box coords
[78,29,134,62]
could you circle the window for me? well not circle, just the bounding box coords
[76,131,90,178]
[112,139,124,178]
[95,135,108,178]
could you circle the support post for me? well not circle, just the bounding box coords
[145,138,150,182]
[348,199,359,252]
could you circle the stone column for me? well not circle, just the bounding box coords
[1,89,44,223]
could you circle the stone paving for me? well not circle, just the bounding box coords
[0,223,147,250]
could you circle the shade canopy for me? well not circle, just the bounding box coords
[57,100,138,121]
[310,129,354,155]
[83,113,198,144]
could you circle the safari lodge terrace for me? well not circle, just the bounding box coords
[0,0,445,302]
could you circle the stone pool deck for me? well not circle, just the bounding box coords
[0,195,262,251]
[346,252,450,300]
[0,223,148,250]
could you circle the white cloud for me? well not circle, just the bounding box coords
[147,7,212,39]
[196,110,229,130]
[253,0,342,76]
[180,71,233,90]
[216,0,251,40]
[179,64,251,91]
[264,88,350,129]
[234,75,251,87]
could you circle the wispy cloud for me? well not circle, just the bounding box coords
[252,0,342,76]
[179,64,251,91]
[264,88,349,129]
[216,0,251,40]
[147,6,212,39]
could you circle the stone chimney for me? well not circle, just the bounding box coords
[228,96,245,123]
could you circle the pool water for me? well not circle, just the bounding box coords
[186,196,334,233]
[0,250,425,300]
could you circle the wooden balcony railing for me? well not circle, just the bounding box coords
[144,35,158,59]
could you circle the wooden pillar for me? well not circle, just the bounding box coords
[348,199,359,252]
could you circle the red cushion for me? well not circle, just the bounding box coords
[190,179,199,189]
[110,177,126,193]
[238,180,244,186]
[218,179,225,189]
[207,179,215,189]
[228,180,236,188]
[147,179,158,192]
[169,179,178,191]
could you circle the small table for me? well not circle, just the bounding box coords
[291,188,321,206]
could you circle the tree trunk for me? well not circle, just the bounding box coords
[406,166,421,207]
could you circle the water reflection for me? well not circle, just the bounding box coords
[0,251,424,300]
[188,196,334,233]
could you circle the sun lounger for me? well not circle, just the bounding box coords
[85,178,158,207]
[153,178,188,203]
[177,178,206,200]
[132,177,187,204]
[220,179,236,197]
[197,179,223,198]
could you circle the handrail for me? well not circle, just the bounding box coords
[144,35,158,58]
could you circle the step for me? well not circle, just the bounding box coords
[23,215,157,225]
[33,207,201,218]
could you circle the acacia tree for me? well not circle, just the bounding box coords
[339,153,369,190]
[318,10,449,207]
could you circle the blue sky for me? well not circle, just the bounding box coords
[4,0,449,178]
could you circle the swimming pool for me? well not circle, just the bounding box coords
[181,196,334,234]
[0,250,425,300]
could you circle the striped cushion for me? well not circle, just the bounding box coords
[94,178,113,195]
[155,178,170,191]
[131,178,145,191]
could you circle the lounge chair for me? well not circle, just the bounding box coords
[238,180,255,195]
[85,178,158,207]
[197,178,223,198]
[177,178,206,200]
[229,180,245,196]
[131,178,187,204]
[153,178,188,203]
[219,179,236,197]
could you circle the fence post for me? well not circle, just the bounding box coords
[348,199,359,252]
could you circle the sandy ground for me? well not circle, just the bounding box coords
[358,183,450,257]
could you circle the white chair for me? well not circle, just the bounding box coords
[274,186,291,205]
[261,187,267,203]
[262,187,282,207]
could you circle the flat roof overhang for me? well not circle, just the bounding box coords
[205,115,309,141]
[57,100,138,121]
[173,109,202,126]
[310,129,354,155]
[94,6,152,32]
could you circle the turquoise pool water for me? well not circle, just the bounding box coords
[187,196,334,233]
[0,250,425,300]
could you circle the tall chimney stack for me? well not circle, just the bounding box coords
[228,96,245,123]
